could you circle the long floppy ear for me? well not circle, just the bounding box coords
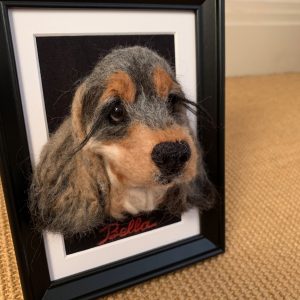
[71,82,87,142]
[29,83,109,237]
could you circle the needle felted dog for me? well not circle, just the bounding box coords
[30,46,215,236]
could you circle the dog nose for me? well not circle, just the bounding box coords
[151,141,191,175]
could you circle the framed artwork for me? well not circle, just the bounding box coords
[0,0,225,299]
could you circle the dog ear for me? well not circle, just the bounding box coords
[71,82,87,142]
[29,83,109,237]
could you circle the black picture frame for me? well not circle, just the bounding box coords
[0,0,225,299]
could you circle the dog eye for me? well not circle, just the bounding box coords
[109,101,126,124]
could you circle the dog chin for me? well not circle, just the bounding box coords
[155,171,196,186]
[155,174,180,185]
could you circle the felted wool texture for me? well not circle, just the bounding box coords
[1,73,300,299]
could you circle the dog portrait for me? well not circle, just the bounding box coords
[29,40,215,238]
[4,6,225,294]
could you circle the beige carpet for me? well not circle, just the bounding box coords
[1,73,300,299]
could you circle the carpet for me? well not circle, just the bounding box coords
[1,73,300,299]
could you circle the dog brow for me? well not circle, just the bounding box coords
[152,66,178,99]
[100,71,136,103]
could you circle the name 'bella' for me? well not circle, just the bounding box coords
[98,218,158,245]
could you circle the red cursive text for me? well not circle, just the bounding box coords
[98,217,158,245]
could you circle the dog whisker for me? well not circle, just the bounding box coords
[71,117,102,155]
[179,97,215,128]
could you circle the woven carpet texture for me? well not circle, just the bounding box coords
[1,74,300,299]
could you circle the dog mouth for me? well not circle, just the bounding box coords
[155,172,182,185]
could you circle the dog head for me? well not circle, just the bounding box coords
[72,47,201,213]
[30,46,214,236]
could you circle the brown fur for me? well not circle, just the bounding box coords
[71,83,86,141]
[153,66,179,99]
[100,71,136,103]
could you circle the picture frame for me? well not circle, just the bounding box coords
[0,0,225,299]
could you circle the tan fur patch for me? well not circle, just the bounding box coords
[71,83,86,141]
[153,66,179,99]
[100,71,136,103]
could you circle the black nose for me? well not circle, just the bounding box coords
[151,141,191,175]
